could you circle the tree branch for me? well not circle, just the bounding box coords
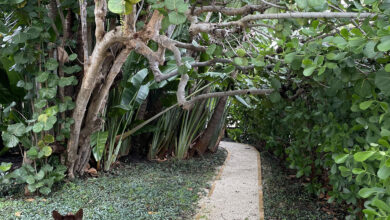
[181,88,273,110]
[190,12,376,35]
[153,58,255,82]
[94,0,107,43]
[191,4,270,16]
[79,0,89,69]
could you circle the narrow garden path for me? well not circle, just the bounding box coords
[196,141,264,220]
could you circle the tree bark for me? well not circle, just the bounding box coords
[192,96,228,155]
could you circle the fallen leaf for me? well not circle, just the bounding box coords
[15,212,21,217]
[87,168,98,176]
[41,198,47,202]
[25,198,35,202]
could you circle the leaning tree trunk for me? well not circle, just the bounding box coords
[192,96,228,155]
[66,7,164,179]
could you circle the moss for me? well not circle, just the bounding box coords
[0,149,226,220]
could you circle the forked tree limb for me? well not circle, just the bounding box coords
[67,9,169,178]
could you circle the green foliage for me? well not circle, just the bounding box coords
[227,1,390,218]
[149,107,182,160]
[176,100,208,159]
[0,2,76,195]
[0,149,226,219]
[108,0,141,15]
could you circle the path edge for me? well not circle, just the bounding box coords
[256,146,265,220]
[194,147,231,220]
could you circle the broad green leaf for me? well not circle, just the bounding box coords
[354,79,372,97]
[333,154,349,164]
[375,71,390,96]
[168,11,186,25]
[129,68,148,87]
[251,56,265,67]
[26,175,35,184]
[308,0,327,11]
[39,187,51,195]
[326,52,346,60]
[43,134,55,144]
[377,163,390,179]
[206,44,216,56]
[0,162,12,172]
[178,64,189,75]
[236,48,246,57]
[36,72,50,83]
[63,65,82,74]
[354,151,375,162]
[352,168,365,174]
[165,0,185,10]
[58,76,76,87]
[234,95,251,108]
[39,88,57,99]
[284,52,296,64]
[381,128,390,137]
[385,63,390,72]
[7,123,26,136]
[41,146,52,157]
[91,131,109,161]
[303,66,316,76]
[108,0,125,14]
[38,114,48,123]
[296,0,308,9]
[270,78,281,90]
[135,85,149,105]
[128,0,141,3]
[372,198,390,212]
[32,122,44,133]
[364,0,376,4]
[176,1,189,13]
[269,92,281,103]
[358,187,385,198]
[1,132,19,148]
[43,116,57,131]
[359,100,374,110]
[234,57,248,66]
[363,41,378,59]
[34,99,47,109]
[27,147,39,159]
[45,58,58,71]
[377,38,390,52]
[68,54,77,61]
[35,170,45,180]
[378,139,390,148]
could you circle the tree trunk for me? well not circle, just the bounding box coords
[192,96,228,155]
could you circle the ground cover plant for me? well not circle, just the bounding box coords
[260,150,346,219]
[0,0,389,219]
[0,149,226,219]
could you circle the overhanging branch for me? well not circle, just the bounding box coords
[190,12,376,35]
[180,88,274,110]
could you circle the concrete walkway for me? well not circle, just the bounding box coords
[195,141,264,220]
